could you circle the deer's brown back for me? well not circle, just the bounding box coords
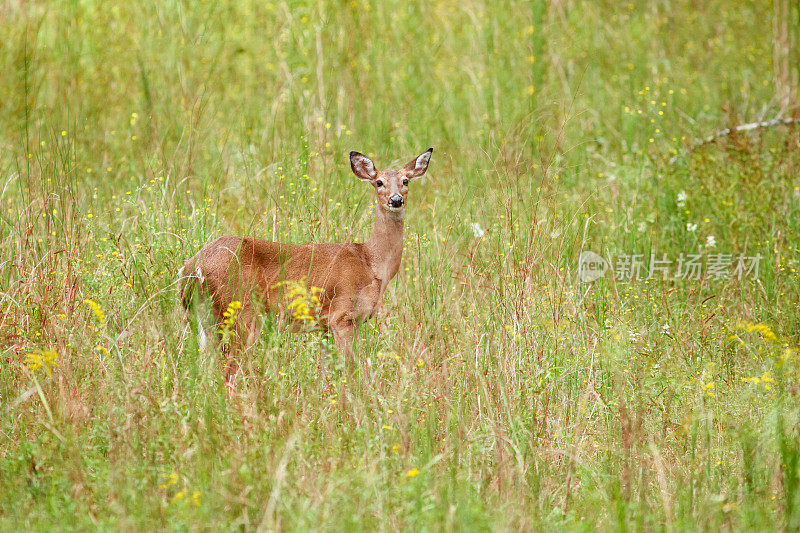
[184,236,377,325]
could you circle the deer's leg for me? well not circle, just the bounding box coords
[237,301,261,350]
[332,319,354,359]
[330,313,356,378]
[328,296,357,360]
[228,300,266,393]
[223,357,240,393]
[223,330,243,396]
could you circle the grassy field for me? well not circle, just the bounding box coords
[2,0,800,530]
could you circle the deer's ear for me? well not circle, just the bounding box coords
[403,148,433,179]
[350,151,377,181]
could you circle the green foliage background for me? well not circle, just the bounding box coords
[1,0,799,530]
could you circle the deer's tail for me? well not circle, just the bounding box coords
[177,257,204,310]
[178,257,210,351]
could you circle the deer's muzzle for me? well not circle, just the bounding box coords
[388,194,404,208]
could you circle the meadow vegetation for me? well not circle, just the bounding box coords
[1,0,799,529]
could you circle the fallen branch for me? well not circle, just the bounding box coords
[669,116,800,164]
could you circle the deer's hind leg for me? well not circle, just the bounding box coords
[228,299,269,388]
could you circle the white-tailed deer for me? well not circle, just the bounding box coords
[179,148,433,377]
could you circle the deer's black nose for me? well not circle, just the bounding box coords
[388,194,404,208]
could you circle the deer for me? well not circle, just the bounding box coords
[178,148,433,381]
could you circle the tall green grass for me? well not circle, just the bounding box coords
[1,0,799,529]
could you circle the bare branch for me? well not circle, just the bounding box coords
[669,116,800,164]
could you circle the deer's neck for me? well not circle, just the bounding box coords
[365,208,405,289]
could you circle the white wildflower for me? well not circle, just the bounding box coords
[705,235,716,248]
[676,191,687,208]
[686,222,698,232]
[469,222,485,238]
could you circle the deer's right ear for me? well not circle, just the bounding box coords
[350,151,378,181]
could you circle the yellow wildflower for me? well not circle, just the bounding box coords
[742,371,779,391]
[84,299,105,325]
[223,300,242,328]
[218,300,243,347]
[272,278,323,323]
[24,350,58,376]
[736,321,777,342]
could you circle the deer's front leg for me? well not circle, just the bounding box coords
[331,318,354,358]
[328,299,356,360]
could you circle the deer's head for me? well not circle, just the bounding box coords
[350,148,433,218]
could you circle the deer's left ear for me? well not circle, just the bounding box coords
[403,148,433,179]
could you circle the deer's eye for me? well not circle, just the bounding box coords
[402,179,409,186]
[375,180,383,187]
